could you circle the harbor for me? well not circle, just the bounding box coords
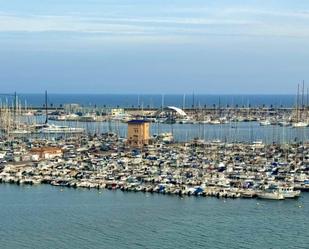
[0,131,308,200]
[3,1,309,248]
[0,93,309,201]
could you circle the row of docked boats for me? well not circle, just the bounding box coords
[260,119,309,128]
[0,133,308,201]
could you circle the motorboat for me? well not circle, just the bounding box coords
[278,121,291,127]
[0,152,6,159]
[260,120,271,126]
[292,122,308,128]
[156,133,173,143]
[278,186,301,198]
[9,129,31,135]
[257,188,285,200]
[38,124,84,134]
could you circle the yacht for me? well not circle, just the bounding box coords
[38,124,84,134]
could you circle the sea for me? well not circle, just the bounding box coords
[1,93,299,108]
[0,184,308,249]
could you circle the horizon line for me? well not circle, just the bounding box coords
[0,92,300,96]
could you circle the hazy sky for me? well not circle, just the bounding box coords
[0,0,308,94]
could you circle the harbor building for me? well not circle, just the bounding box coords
[111,108,125,116]
[127,120,150,147]
[30,147,63,160]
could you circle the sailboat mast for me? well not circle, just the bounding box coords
[302,80,305,108]
[45,90,48,124]
[296,84,299,122]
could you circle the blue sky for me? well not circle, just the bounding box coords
[0,0,308,94]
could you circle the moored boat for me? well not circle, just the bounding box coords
[257,189,285,200]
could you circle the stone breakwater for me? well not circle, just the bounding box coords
[0,133,308,199]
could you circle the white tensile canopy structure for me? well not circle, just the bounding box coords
[164,106,187,116]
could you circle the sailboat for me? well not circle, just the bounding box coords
[293,82,308,128]
[37,91,85,134]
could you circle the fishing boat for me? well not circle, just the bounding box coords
[257,188,285,200]
[278,186,301,198]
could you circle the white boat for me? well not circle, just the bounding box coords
[23,111,34,116]
[39,124,84,134]
[56,113,80,121]
[9,129,31,135]
[278,121,290,127]
[260,120,271,126]
[157,132,173,143]
[252,140,264,148]
[257,189,285,200]
[239,189,256,198]
[278,186,300,198]
[0,152,6,159]
[209,120,221,125]
[176,117,192,124]
[292,122,308,128]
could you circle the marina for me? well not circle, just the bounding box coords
[3,0,309,248]
[0,131,308,200]
[0,93,309,201]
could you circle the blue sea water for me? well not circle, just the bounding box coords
[18,117,309,144]
[1,93,298,108]
[0,184,308,249]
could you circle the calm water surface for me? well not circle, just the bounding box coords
[0,184,308,249]
[2,94,298,108]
